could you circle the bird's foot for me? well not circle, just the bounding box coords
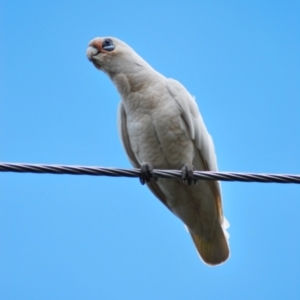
[140,163,157,185]
[181,163,198,185]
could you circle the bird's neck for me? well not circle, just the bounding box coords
[111,65,162,97]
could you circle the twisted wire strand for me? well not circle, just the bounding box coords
[1,162,300,184]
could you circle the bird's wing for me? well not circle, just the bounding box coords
[165,79,230,264]
[117,102,140,168]
[165,78,224,221]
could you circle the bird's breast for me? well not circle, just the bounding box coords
[123,90,194,169]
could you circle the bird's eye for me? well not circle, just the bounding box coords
[102,39,115,51]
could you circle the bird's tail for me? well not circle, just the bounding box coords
[188,218,230,266]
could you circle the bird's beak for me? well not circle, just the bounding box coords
[86,38,103,61]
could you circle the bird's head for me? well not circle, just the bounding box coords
[86,37,144,78]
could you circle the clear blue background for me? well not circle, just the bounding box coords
[1,1,299,299]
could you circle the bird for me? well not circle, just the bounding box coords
[86,37,229,265]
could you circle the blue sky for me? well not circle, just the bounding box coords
[1,1,299,299]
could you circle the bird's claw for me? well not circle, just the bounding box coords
[181,163,198,185]
[140,163,157,185]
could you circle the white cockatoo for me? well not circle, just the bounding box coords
[86,37,229,265]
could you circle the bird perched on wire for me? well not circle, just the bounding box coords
[86,37,229,265]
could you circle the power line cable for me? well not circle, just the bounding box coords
[1,162,300,184]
